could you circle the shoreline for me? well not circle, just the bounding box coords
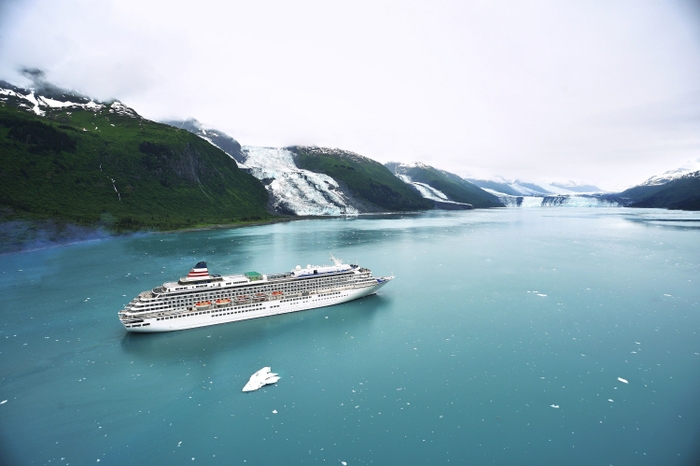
[0,211,426,255]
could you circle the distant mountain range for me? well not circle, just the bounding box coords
[466,177,603,196]
[163,121,507,211]
[1,76,698,251]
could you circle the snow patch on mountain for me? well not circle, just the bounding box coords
[242,146,359,216]
[390,162,473,207]
[410,181,450,202]
[0,80,140,119]
[640,168,694,186]
[107,101,139,118]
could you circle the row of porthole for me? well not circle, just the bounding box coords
[213,303,269,318]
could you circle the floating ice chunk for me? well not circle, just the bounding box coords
[0,400,7,405]
[608,399,614,402]
[550,404,559,409]
[272,410,277,414]
[242,367,280,392]
[537,294,547,297]
[617,377,629,384]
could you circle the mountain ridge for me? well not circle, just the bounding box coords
[619,170,700,210]
[0,80,271,241]
[386,162,503,208]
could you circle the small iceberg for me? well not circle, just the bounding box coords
[242,367,280,392]
[617,377,629,384]
[550,404,560,409]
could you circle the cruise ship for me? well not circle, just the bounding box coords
[118,257,393,332]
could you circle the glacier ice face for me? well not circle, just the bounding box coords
[410,182,449,201]
[488,191,623,208]
[242,146,359,216]
[395,175,449,202]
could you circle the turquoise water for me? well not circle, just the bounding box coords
[1,208,699,465]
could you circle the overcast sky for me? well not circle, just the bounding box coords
[1,0,700,190]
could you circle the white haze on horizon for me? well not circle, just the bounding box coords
[1,0,700,191]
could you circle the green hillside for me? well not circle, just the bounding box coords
[0,103,269,231]
[290,146,433,211]
[387,163,504,208]
[620,174,700,210]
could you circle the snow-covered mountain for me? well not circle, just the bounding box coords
[619,168,700,210]
[638,168,694,187]
[162,118,245,164]
[466,178,551,196]
[467,177,603,196]
[549,181,603,193]
[0,79,140,119]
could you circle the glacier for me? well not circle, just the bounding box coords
[394,169,473,208]
[485,189,624,208]
[241,147,359,216]
[396,175,448,202]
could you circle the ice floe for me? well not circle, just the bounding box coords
[242,367,280,392]
[617,377,629,384]
[550,404,560,409]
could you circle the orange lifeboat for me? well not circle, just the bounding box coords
[194,301,211,310]
[215,298,231,307]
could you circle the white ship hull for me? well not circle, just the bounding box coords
[119,259,392,333]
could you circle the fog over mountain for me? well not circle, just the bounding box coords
[1,0,700,191]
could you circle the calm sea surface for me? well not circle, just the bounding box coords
[1,208,700,465]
